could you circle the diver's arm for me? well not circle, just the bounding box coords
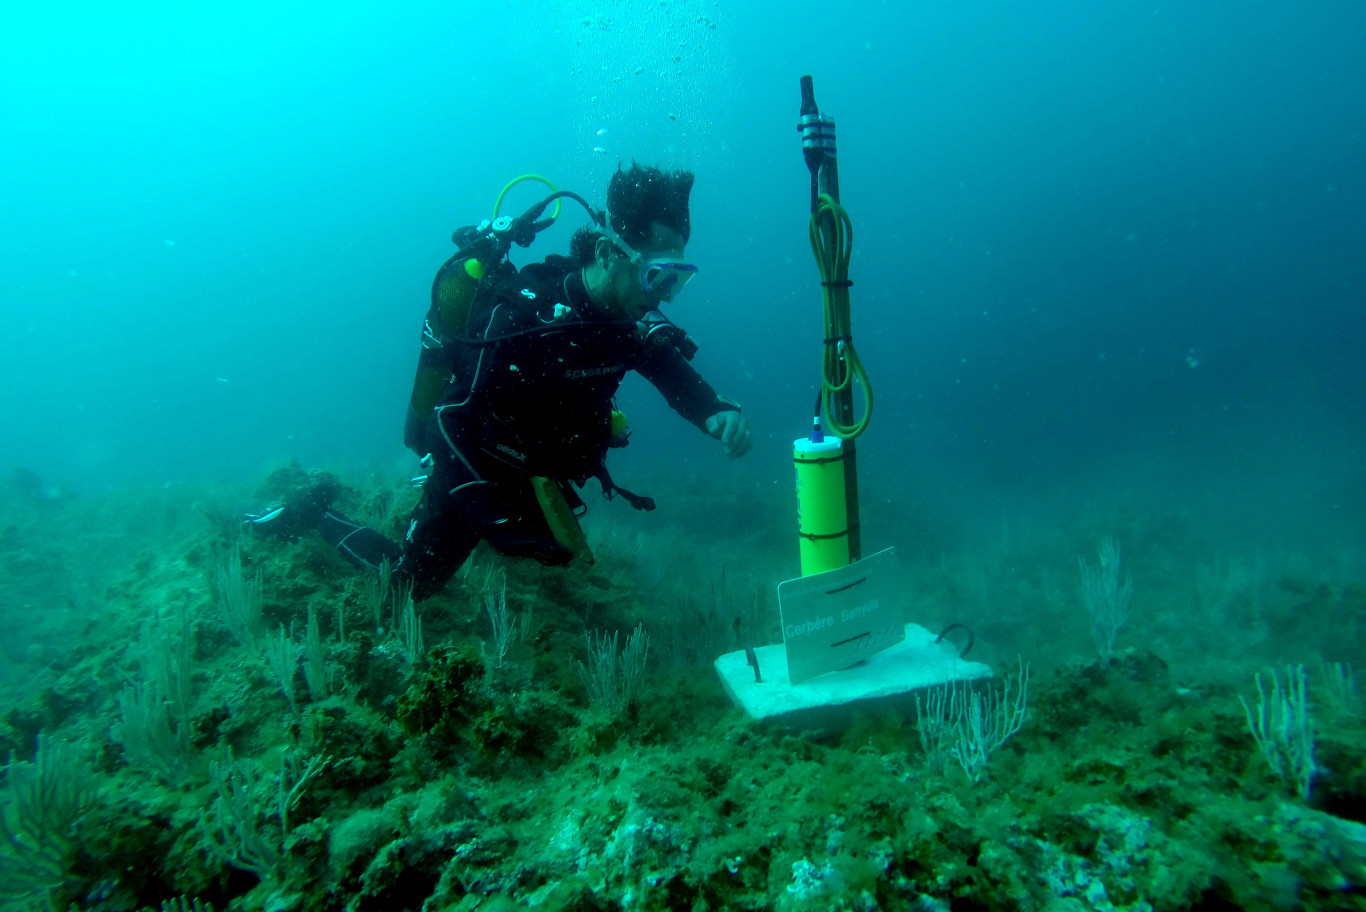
[636,343,738,433]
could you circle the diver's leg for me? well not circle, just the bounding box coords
[316,510,403,572]
[270,492,475,603]
[479,478,575,566]
[244,469,476,601]
[390,488,482,602]
[244,475,340,539]
[315,473,572,600]
[385,431,498,601]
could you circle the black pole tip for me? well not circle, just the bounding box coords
[800,76,817,116]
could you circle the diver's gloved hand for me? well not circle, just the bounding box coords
[706,409,752,458]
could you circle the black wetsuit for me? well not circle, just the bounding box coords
[318,255,733,601]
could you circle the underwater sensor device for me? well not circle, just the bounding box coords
[713,77,989,727]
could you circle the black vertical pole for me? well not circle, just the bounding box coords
[798,76,861,562]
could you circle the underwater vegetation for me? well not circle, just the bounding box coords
[1,465,1364,911]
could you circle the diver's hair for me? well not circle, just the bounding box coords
[568,226,599,266]
[609,163,694,249]
[568,162,695,265]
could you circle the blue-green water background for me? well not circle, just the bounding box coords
[3,0,1363,556]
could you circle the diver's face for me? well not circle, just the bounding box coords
[601,222,688,320]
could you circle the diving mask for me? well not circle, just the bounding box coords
[640,259,698,300]
[599,216,699,301]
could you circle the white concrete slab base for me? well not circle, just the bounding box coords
[714,623,993,730]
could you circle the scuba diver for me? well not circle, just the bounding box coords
[250,164,751,602]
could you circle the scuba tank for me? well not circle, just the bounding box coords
[403,249,488,454]
[404,176,582,455]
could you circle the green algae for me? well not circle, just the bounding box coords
[1,473,1364,911]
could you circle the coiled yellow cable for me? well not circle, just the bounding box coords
[808,193,872,438]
